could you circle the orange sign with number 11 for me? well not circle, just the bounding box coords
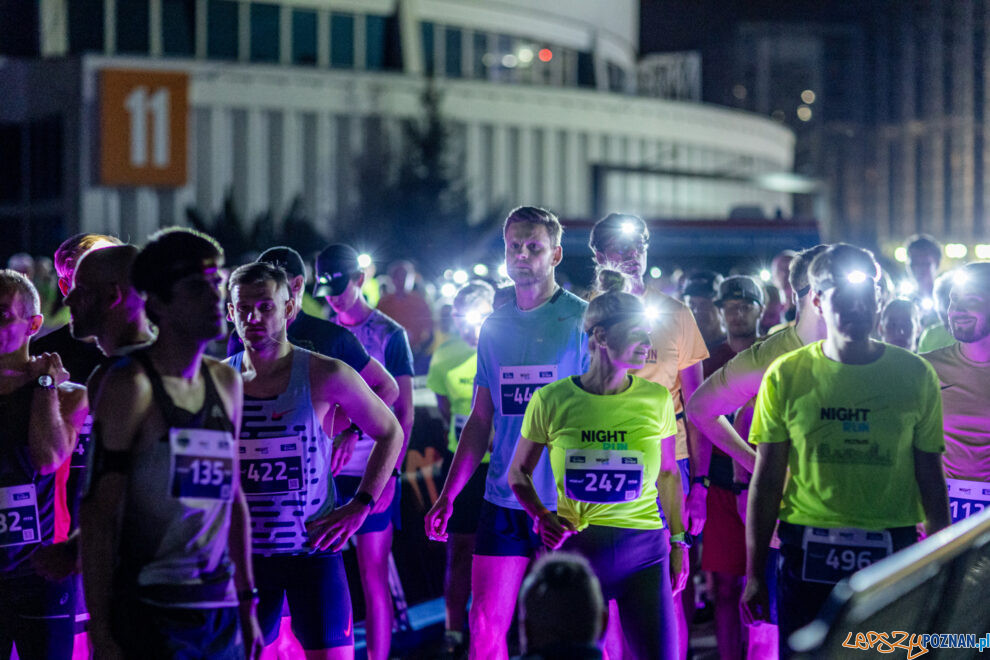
[100,69,189,187]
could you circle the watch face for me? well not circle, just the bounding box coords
[37,374,55,388]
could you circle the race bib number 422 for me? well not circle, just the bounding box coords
[239,436,304,495]
[499,365,557,416]
[0,484,40,548]
[169,428,235,501]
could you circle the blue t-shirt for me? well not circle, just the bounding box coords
[475,288,588,510]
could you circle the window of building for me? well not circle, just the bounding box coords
[117,0,150,54]
[607,62,626,93]
[207,0,238,59]
[0,124,22,203]
[577,51,595,88]
[331,13,355,68]
[421,22,435,75]
[68,0,104,54]
[291,9,317,65]
[162,0,196,56]
[250,3,280,62]
[473,32,488,79]
[28,116,62,203]
[444,27,462,77]
[0,3,39,56]
[366,15,386,70]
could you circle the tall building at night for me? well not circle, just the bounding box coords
[707,1,990,255]
[0,0,793,256]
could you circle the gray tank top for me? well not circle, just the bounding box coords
[118,352,237,608]
[228,349,335,555]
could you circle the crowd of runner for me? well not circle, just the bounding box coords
[1,211,987,660]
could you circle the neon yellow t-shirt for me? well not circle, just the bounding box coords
[631,290,709,460]
[923,343,990,481]
[711,325,803,414]
[426,338,489,461]
[918,323,956,353]
[521,376,677,531]
[750,341,944,530]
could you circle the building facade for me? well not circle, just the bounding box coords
[0,0,794,257]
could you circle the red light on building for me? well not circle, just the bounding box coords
[538,48,553,62]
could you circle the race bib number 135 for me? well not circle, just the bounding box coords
[169,428,235,501]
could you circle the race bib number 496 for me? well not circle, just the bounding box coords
[0,484,40,548]
[801,527,891,584]
[499,365,557,416]
[239,436,304,495]
[169,428,235,501]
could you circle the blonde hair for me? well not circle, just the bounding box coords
[584,267,643,333]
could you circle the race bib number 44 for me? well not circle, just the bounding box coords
[499,365,557,416]
[0,484,40,548]
[564,449,644,504]
[239,436,304,495]
[947,478,990,523]
[169,428,235,501]
[801,527,892,584]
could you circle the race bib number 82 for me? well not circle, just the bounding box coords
[0,484,40,548]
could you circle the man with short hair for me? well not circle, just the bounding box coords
[227,246,398,409]
[923,262,990,523]
[694,275,764,660]
[771,250,797,322]
[0,269,88,659]
[378,260,435,360]
[878,298,920,351]
[226,261,403,658]
[30,234,123,383]
[316,243,414,660]
[426,206,588,659]
[31,246,157,579]
[517,553,606,660]
[79,228,264,659]
[742,244,949,657]
[917,270,957,352]
[681,271,726,349]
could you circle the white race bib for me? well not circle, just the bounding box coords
[169,428,235,502]
[499,365,557,416]
[947,478,990,524]
[239,436,305,495]
[801,527,892,584]
[563,449,645,504]
[0,484,40,548]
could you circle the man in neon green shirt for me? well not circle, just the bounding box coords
[425,281,494,657]
[742,244,949,658]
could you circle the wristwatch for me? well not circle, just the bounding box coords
[691,475,710,489]
[36,374,56,390]
[353,491,375,508]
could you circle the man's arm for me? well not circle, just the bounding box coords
[424,385,493,540]
[914,448,950,535]
[27,353,87,474]
[79,363,150,656]
[359,357,399,407]
[741,441,789,623]
[686,370,760,472]
[308,360,403,551]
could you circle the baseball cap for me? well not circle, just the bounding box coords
[259,246,305,279]
[715,275,765,307]
[681,271,722,299]
[314,244,361,297]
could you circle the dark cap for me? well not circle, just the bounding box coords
[681,271,722,299]
[715,275,765,307]
[314,244,361,297]
[259,246,305,279]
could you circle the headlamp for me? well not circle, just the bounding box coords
[845,270,867,285]
[620,221,636,235]
[953,270,971,287]
[464,309,484,327]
